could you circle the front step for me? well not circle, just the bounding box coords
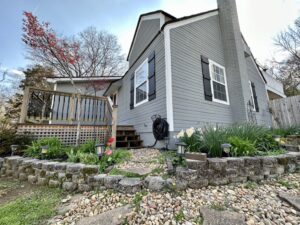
[116,125,143,149]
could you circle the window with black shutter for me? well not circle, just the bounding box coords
[201,55,212,101]
[148,51,156,101]
[249,81,259,112]
[130,73,134,110]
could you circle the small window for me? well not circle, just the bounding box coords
[134,59,148,106]
[209,60,229,105]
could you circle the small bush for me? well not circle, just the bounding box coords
[228,136,257,157]
[0,118,32,156]
[99,150,131,172]
[272,125,300,137]
[25,137,67,160]
[255,133,279,152]
[77,152,99,165]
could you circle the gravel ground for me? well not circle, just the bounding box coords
[50,173,300,225]
[115,148,168,174]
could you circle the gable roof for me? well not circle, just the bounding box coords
[126,10,176,61]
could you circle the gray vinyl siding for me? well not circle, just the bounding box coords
[128,19,160,67]
[117,33,166,146]
[170,15,233,132]
[246,57,272,127]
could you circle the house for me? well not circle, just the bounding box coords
[104,0,274,148]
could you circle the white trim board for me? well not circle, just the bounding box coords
[164,10,219,132]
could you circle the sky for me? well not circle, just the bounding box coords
[0,0,300,80]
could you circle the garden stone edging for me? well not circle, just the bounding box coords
[0,152,299,193]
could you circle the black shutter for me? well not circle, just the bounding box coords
[201,55,212,101]
[130,73,134,110]
[148,51,156,101]
[251,82,259,112]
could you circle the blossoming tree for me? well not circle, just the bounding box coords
[22,12,125,146]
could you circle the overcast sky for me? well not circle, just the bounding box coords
[0,0,299,78]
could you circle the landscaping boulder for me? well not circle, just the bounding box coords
[118,178,142,193]
[145,176,165,191]
[76,204,133,225]
[104,175,123,189]
[49,179,61,188]
[81,165,99,175]
[200,206,246,225]
[62,181,77,191]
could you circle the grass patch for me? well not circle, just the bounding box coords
[277,180,299,189]
[194,216,204,225]
[210,203,226,211]
[244,181,258,190]
[0,187,63,225]
[257,149,286,156]
[132,190,148,211]
[151,167,164,175]
[174,209,185,222]
[109,168,143,178]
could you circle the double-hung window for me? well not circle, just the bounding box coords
[209,60,229,105]
[134,59,148,106]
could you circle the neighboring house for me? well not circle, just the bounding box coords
[104,0,275,148]
[261,70,286,100]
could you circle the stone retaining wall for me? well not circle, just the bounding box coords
[0,152,299,193]
[178,152,300,189]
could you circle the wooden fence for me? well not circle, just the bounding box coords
[269,95,300,128]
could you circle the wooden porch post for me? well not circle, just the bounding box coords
[111,105,118,149]
[19,86,30,123]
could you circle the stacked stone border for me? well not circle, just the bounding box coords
[0,152,299,193]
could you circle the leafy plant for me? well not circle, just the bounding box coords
[66,148,80,163]
[24,137,67,159]
[77,152,99,165]
[76,140,95,153]
[199,126,227,157]
[99,150,131,172]
[0,118,32,156]
[255,133,279,152]
[178,128,202,152]
[228,136,257,157]
[272,125,300,137]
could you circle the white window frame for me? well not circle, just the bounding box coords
[134,58,149,107]
[209,59,230,105]
[249,81,256,111]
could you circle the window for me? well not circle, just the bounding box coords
[134,59,148,106]
[209,60,229,105]
[249,81,256,111]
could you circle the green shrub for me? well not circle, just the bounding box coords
[255,133,279,152]
[272,125,300,137]
[25,137,67,159]
[177,128,202,152]
[77,152,99,165]
[177,123,284,157]
[76,140,95,153]
[0,118,32,156]
[199,126,227,157]
[66,148,80,163]
[228,136,257,157]
[99,150,131,172]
